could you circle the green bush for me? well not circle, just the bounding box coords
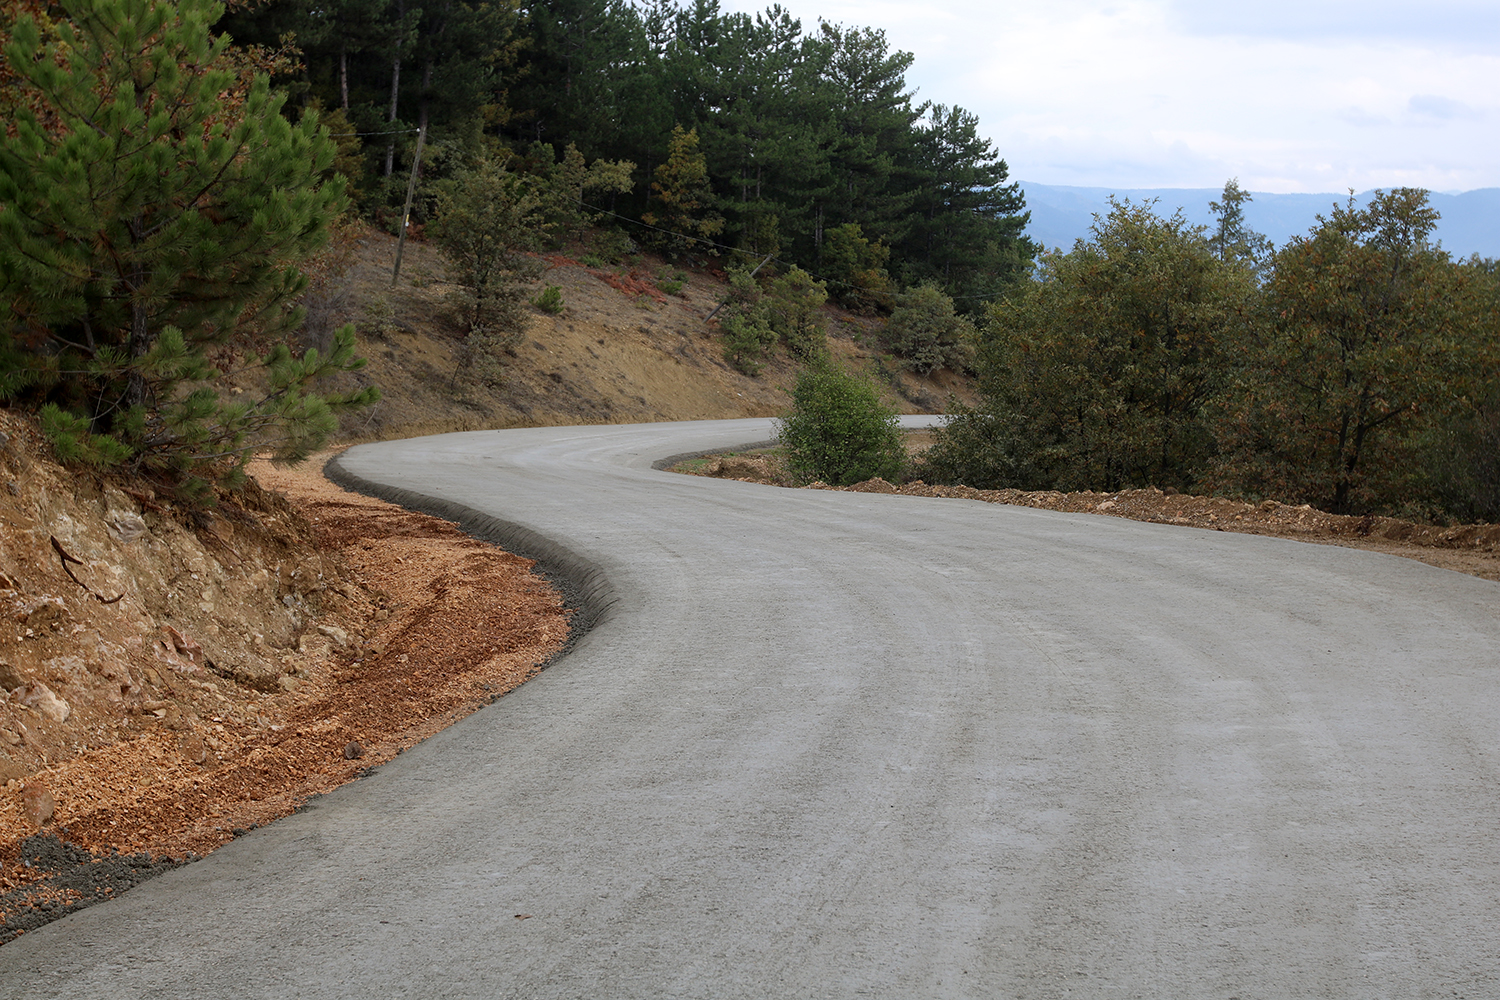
[882,284,976,373]
[777,360,905,485]
[534,284,565,313]
[721,311,777,375]
[765,266,828,360]
[821,222,892,313]
[717,264,776,375]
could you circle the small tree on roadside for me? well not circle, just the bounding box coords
[777,358,905,485]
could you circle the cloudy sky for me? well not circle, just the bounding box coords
[717,0,1499,193]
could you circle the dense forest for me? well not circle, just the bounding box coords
[217,0,1035,304]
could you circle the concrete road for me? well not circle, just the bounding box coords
[4,418,1498,999]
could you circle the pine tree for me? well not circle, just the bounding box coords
[0,0,375,493]
[428,154,545,384]
[642,124,723,254]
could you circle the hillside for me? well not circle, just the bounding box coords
[306,225,971,445]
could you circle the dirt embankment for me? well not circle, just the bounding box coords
[0,414,569,942]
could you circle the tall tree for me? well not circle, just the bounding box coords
[1208,178,1270,272]
[1209,189,1492,515]
[924,200,1252,492]
[899,103,1033,304]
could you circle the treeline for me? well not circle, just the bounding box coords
[922,184,1500,523]
[218,0,1035,304]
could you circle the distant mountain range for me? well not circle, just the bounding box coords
[1018,182,1500,260]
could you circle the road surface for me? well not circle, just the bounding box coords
[3,418,1498,998]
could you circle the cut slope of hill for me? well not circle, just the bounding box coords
[305,225,971,444]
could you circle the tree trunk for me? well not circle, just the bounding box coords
[384,0,405,178]
[384,52,402,176]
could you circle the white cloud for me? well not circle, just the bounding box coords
[713,0,1500,192]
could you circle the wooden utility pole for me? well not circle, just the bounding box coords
[391,123,427,287]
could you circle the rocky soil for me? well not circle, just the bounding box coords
[0,415,569,942]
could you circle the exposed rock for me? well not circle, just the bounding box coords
[163,625,203,665]
[343,740,364,760]
[17,597,68,632]
[208,657,283,693]
[17,682,71,723]
[105,508,149,544]
[316,623,351,648]
[20,781,55,827]
[180,735,208,764]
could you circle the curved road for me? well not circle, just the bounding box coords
[4,418,1498,998]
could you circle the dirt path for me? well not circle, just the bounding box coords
[0,455,569,942]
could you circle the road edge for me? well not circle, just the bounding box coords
[323,451,616,663]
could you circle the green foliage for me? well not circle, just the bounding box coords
[718,265,777,375]
[535,141,636,243]
[429,154,545,355]
[821,223,893,313]
[881,285,975,374]
[900,104,1034,303]
[777,359,905,486]
[927,199,1252,492]
[534,284,565,314]
[1208,178,1271,273]
[1207,189,1495,515]
[591,228,636,264]
[764,266,828,360]
[0,0,373,492]
[642,125,724,255]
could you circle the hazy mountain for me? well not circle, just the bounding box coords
[1019,182,1500,260]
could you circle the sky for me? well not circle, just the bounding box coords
[715,0,1500,194]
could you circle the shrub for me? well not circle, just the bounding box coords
[765,267,828,360]
[534,285,565,314]
[821,222,892,313]
[881,284,976,373]
[717,264,776,374]
[777,359,905,485]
